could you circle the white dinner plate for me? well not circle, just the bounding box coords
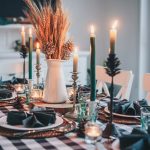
[104,107,140,118]
[0,92,17,101]
[34,100,73,109]
[0,115,63,131]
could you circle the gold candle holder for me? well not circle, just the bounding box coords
[65,72,79,119]
[72,72,78,112]
[35,64,41,88]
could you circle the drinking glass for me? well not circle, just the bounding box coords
[141,106,150,130]
[77,91,89,120]
[87,101,99,122]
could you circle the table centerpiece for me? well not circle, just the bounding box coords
[24,0,74,103]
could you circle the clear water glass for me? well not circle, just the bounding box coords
[77,91,99,122]
[87,101,98,122]
[77,91,89,120]
[141,106,150,130]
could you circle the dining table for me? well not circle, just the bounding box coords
[0,104,105,150]
[0,100,138,150]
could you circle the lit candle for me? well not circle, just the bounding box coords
[36,42,40,65]
[90,25,95,37]
[90,25,96,101]
[14,84,24,93]
[110,20,118,54]
[21,26,26,46]
[85,126,101,138]
[73,46,79,72]
[29,28,33,79]
[31,89,42,99]
[85,122,102,144]
[29,28,32,38]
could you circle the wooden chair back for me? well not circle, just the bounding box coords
[96,66,134,100]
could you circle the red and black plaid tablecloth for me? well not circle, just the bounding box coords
[0,106,106,150]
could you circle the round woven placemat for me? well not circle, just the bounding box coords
[98,109,140,125]
[0,99,16,107]
[0,118,76,139]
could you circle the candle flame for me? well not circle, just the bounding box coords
[22,26,25,32]
[36,42,40,49]
[29,28,32,36]
[90,25,95,34]
[112,20,118,29]
[108,48,111,54]
[74,46,78,54]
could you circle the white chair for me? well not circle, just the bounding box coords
[96,66,134,100]
[143,73,150,102]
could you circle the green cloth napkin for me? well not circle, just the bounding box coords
[120,127,149,150]
[7,111,28,125]
[7,110,56,128]
[0,89,12,99]
[23,111,56,128]
[111,99,148,116]
[2,77,28,85]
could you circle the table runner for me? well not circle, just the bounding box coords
[0,106,106,150]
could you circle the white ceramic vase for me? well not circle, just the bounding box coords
[43,59,68,103]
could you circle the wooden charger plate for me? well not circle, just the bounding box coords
[30,100,73,115]
[104,107,140,118]
[0,118,76,139]
[99,110,140,125]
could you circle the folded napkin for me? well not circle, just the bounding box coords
[120,127,150,150]
[11,77,28,84]
[7,110,56,128]
[7,111,28,125]
[0,89,12,99]
[78,85,91,92]
[23,111,56,128]
[2,77,28,85]
[111,99,148,116]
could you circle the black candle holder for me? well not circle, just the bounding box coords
[102,53,121,138]
[20,45,28,84]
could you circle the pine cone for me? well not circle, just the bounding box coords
[61,40,74,60]
[43,41,56,59]
[63,40,74,52]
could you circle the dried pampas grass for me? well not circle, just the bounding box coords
[24,0,74,60]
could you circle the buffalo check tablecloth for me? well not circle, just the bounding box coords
[0,106,106,150]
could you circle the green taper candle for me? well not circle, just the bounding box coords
[90,25,96,101]
[29,28,33,79]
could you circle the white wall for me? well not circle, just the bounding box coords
[63,0,140,100]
